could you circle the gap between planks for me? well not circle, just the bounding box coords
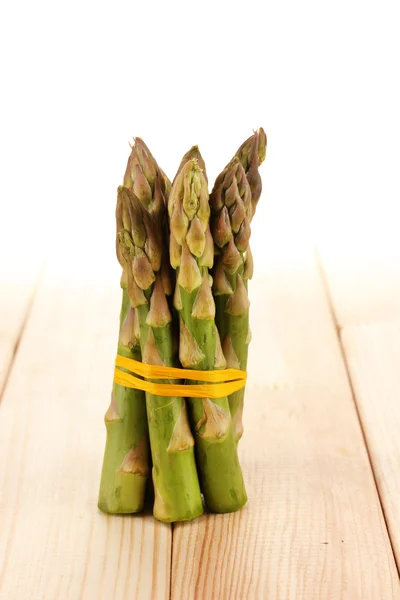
[317,240,400,576]
[315,246,400,578]
[0,261,44,400]
[316,239,400,328]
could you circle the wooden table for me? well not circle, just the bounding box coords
[1,236,400,599]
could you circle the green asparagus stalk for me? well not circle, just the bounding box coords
[120,145,203,521]
[169,157,247,513]
[98,235,150,514]
[210,129,266,442]
[124,138,203,521]
[210,158,252,443]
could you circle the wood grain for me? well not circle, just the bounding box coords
[0,264,171,600]
[0,260,42,395]
[171,248,400,600]
[339,322,400,570]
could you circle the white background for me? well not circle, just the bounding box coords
[1,0,399,270]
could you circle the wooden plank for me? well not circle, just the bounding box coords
[317,241,400,327]
[339,322,400,569]
[319,243,400,572]
[171,247,400,600]
[0,264,171,600]
[0,261,42,395]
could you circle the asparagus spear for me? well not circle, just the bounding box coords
[98,231,150,514]
[210,158,252,443]
[169,157,247,513]
[210,129,266,442]
[124,140,203,521]
[119,160,203,521]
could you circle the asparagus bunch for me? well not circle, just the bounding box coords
[121,140,203,522]
[210,129,267,442]
[99,129,265,521]
[168,157,247,513]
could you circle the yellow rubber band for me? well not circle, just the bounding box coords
[114,354,247,399]
[115,355,246,383]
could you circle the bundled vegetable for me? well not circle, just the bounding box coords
[99,129,266,522]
